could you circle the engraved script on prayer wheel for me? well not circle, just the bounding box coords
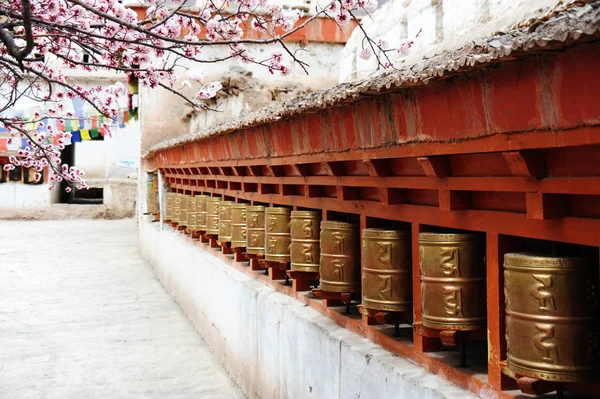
[504,253,600,382]
[320,221,360,293]
[186,194,197,231]
[179,194,189,227]
[218,201,233,242]
[264,207,291,262]
[165,192,173,221]
[231,204,247,248]
[362,229,412,312]
[246,206,265,255]
[290,211,321,272]
[195,195,208,231]
[419,233,486,331]
[205,197,220,235]
[173,193,181,224]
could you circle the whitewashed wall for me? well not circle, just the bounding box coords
[340,0,577,82]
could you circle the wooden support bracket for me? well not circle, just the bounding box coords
[417,156,451,178]
[363,159,390,177]
[502,150,546,178]
[291,164,310,177]
[322,161,344,176]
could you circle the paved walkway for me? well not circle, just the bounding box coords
[0,219,244,399]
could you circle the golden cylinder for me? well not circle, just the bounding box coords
[320,221,360,293]
[146,175,155,214]
[246,206,265,255]
[153,176,159,215]
[265,207,291,262]
[218,201,234,243]
[165,192,173,221]
[504,253,600,382]
[186,194,197,230]
[290,210,321,272]
[179,194,189,227]
[231,204,247,248]
[195,195,208,231]
[173,193,181,223]
[205,197,220,235]
[419,233,486,331]
[361,229,412,312]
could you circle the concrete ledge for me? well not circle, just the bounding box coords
[139,219,478,399]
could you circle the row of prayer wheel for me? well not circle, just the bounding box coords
[164,192,599,383]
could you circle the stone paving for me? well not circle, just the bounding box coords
[0,219,244,399]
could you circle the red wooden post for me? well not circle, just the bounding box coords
[486,232,518,391]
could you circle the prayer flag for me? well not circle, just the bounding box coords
[91,116,98,129]
[64,119,72,132]
[0,137,7,152]
[7,138,19,151]
[80,130,91,140]
[72,119,79,131]
[90,129,100,139]
[21,138,32,151]
[71,131,82,143]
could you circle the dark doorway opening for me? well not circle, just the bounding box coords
[59,143,75,203]
[72,187,104,204]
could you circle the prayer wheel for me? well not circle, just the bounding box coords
[504,253,600,382]
[195,194,208,232]
[419,233,486,331]
[218,201,234,243]
[231,203,247,249]
[165,192,173,221]
[146,175,155,214]
[320,221,360,293]
[265,207,291,263]
[246,206,265,255]
[186,194,197,231]
[290,210,321,272]
[179,194,189,227]
[362,229,412,312]
[173,193,181,223]
[205,197,220,235]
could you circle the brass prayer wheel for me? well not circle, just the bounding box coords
[246,206,265,255]
[362,229,412,312]
[179,194,189,227]
[218,201,234,243]
[231,203,247,248]
[205,197,220,235]
[195,195,208,232]
[146,175,155,214]
[504,253,600,382]
[173,193,181,223]
[265,207,291,262]
[290,210,321,272]
[320,221,360,293]
[186,194,197,231]
[419,233,486,331]
[165,192,173,221]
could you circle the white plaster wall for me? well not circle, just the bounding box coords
[340,0,578,82]
[139,218,480,399]
[0,183,52,209]
[75,141,106,180]
[140,41,343,151]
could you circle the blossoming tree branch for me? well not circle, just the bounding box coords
[0,0,407,190]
